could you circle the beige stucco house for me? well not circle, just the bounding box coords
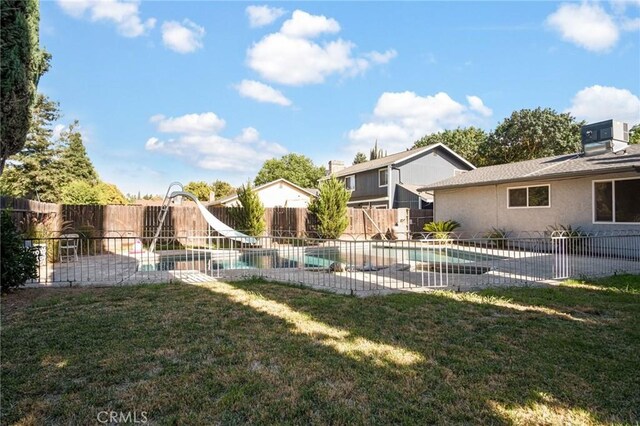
[214,178,317,208]
[418,144,640,235]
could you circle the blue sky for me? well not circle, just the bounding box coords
[39,1,640,195]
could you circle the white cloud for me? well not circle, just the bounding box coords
[566,85,640,124]
[466,95,493,117]
[146,112,287,172]
[545,2,640,52]
[145,137,163,151]
[161,20,205,54]
[57,0,155,37]
[151,113,226,134]
[246,9,396,86]
[280,10,340,38]
[365,49,398,64]
[237,127,261,143]
[347,91,493,153]
[236,80,292,106]
[246,5,286,28]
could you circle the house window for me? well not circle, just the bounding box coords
[507,185,550,208]
[593,178,640,223]
[379,169,388,187]
[344,175,355,191]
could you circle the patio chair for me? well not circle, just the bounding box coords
[59,233,79,262]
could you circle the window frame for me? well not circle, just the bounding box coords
[344,175,356,192]
[506,184,551,209]
[378,168,388,187]
[592,177,640,225]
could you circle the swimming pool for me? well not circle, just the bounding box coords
[370,245,508,264]
[156,249,341,271]
[153,244,505,273]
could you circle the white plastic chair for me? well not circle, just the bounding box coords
[59,233,79,262]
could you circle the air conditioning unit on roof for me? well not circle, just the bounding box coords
[581,120,629,157]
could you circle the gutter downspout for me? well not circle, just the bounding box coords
[387,165,393,209]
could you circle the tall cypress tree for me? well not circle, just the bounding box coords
[309,176,350,239]
[1,0,51,175]
[231,183,265,237]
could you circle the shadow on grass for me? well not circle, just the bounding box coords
[1,275,639,424]
[227,274,640,424]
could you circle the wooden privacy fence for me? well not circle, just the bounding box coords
[1,196,433,238]
[0,196,62,232]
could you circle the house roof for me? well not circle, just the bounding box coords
[419,144,640,191]
[328,143,475,178]
[214,178,317,204]
[397,183,431,199]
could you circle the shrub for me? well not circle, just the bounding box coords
[230,183,265,237]
[1,211,38,291]
[423,220,461,240]
[485,227,511,248]
[309,176,350,239]
[61,180,102,204]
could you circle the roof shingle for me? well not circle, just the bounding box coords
[419,144,640,191]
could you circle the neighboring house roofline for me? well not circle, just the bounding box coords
[397,183,432,199]
[421,166,640,191]
[214,178,317,204]
[397,143,476,171]
[418,145,640,192]
[323,143,475,179]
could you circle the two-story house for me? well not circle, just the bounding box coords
[326,143,475,208]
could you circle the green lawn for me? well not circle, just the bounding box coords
[2,275,639,425]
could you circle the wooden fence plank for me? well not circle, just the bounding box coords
[1,196,429,238]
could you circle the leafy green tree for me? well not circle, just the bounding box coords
[1,210,38,291]
[60,180,102,205]
[59,181,126,205]
[211,180,235,200]
[231,183,265,237]
[1,0,51,175]
[96,182,127,205]
[184,181,212,201]
[480,108,583,166]
[254,154,326,188]
[413,127,488,166]
[352,152,367,165]
[630,124,639,144]
[309,176,350,239]
[0,94,61,201]
[58,121,98,185]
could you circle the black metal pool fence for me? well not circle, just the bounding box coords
[23,230,640,294]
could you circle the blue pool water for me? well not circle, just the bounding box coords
[154,245,505,272]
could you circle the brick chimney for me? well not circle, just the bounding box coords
[328,160,345,175]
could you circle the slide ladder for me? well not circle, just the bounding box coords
[149,182,184,253]
[149,183,257,252]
